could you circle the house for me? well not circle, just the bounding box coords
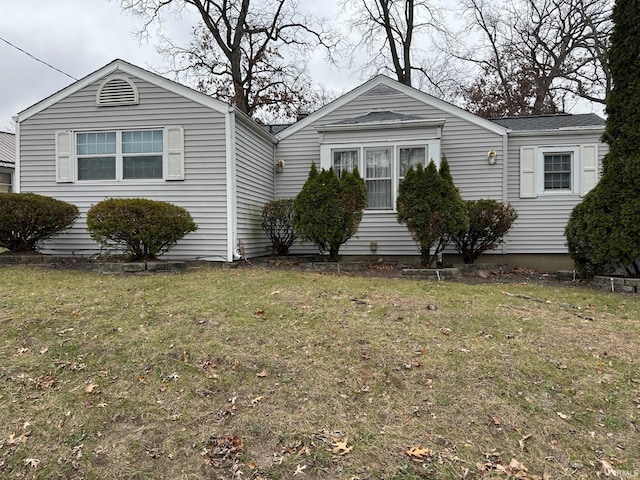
[0,131,15,192]
[15,59,607,268]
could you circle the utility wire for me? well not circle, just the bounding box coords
[0,35,78,81]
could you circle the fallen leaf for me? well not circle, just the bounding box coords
[519,433,532,450]
[600,459,617,476]
[85,383,98,394]
[293,464,307,475]
[330,437,353,456]
[556,411,570,420]
[24,458,40,468]
[39,347,48,355]
[7,431,30,445]
[406,445,432,462]
[256,369,268,378]
[251,396,263,405]
[231,359,240,370]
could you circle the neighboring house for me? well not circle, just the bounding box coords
[15,59,607,266]
[0,131,15,192]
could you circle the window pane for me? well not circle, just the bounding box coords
[544,153,571,189]
[122,130,163,154]
[365,148,391,178]
[78,157,116,180]
[366,179,392,209]
[399,147,426,177]
[123,155,163,179]
[0,172,11,192]
[332,150,358,177]
[77,132,116,155]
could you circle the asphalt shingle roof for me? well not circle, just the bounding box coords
[489,113,605,131]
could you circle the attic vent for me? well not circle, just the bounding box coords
[96,76,139,107]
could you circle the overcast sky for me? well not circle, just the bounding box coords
[0,0,359,131]
[1,0,604,132]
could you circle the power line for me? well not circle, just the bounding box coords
[0,35,78,81]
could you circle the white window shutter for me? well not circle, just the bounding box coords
[55,131,74,183]
[519,146,537,198]
[164,126,184,181]
[580,144,598,196]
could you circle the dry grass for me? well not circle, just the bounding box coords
[0,265,639,479]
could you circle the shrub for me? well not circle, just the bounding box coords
[396,158,468,267]
[0,193,79,252]
[453,199,518,264]
[293,164,366,261]
[87,198,197,260]
[261,198,297,256]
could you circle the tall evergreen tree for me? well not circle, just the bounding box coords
[566,0,640,277]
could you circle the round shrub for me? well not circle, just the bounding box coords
[0,193,79,252]
[87,198,198,260]
[261,198,298,256]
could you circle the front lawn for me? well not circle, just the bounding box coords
[1,266,638,479]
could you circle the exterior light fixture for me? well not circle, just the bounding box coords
[487,150,497,165]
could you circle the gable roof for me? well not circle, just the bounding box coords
[16,59,232,122]
[490,113,605,131]
[333,110,427,125]
[276,75,508,140]
[0,131,15,167]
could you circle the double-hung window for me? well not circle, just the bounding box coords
[0,171,12,192]
[55,126,184,183]
[543,152,572,190]
[364,147,393,209]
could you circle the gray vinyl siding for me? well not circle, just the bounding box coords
[235,116,276,258]
[19,74,229,260]
[276,87,505,256]
[505,132,608,254]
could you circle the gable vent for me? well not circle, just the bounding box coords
[96,75,139,107]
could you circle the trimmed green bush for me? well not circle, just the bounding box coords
[261,198,298,256]
[453,199,518,264]
[87,198,197,260]
[0,193,79,252]
[397,158,468,267]
[293,164,366,261]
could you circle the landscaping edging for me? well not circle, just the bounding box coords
[592,275,640,294]
[0,254,187,273]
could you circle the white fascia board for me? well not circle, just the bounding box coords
[14,121,20,192]
[233,107,278,144]
[276,74,508,140]
[225,108,238,263]
[16,59,230,123]
[508,127,605,137]
[316,118,446,133]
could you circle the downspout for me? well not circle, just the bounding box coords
[225,107,241,262]
[501,130,509,255]
[13,116,20,193]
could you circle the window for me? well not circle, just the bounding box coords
[122,130,163,179]
[55,127,184,183]
[321,142,437,210]
[544,152,572,190]
[332,149,358,177]
[365,147,393,209]
[519,144,598,198]
[0,171,11,192]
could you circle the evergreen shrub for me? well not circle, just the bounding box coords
[261,198,297,256]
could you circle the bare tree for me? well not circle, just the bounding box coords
[341,0,460,98]
[457,0,612,117]
[120,0,336,121]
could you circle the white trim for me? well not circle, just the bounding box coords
[225,109,238,262]
[276,75,507,140]
[501,133,509,254]
[536,145,579,195]
[16,59,230,122]
[14,122,20,193]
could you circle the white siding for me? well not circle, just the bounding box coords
[276,87,505,256]
[505,132,609,253]
[19,73,229,260]
[235,117,276,258]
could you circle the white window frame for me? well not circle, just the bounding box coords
[536,145,579,196]
[320,139,441,211]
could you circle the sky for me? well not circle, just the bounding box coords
[0,0,604,132]
[0,0,359,131]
